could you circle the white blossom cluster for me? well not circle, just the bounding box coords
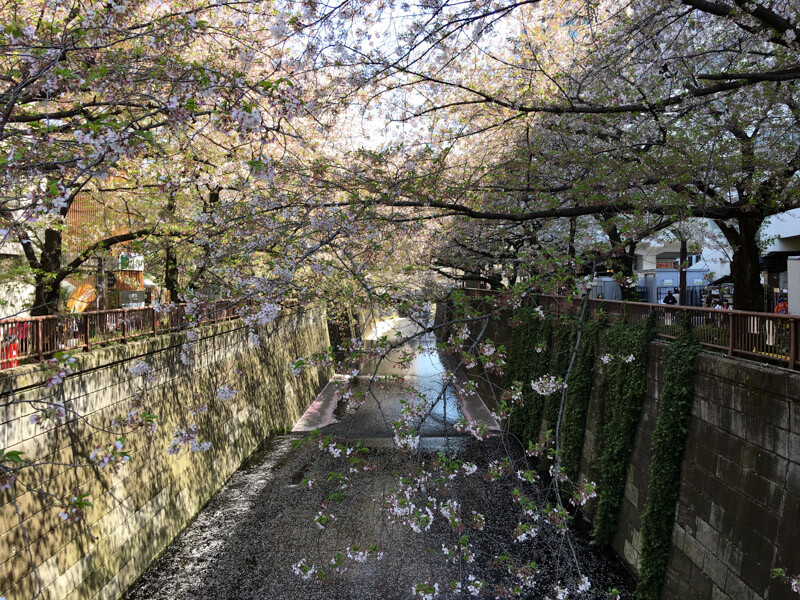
[166,424,211,454]
[245,302,280,327]
[466,575,485,596]
[231,106,263,133]
[216,384,238,402]
[601,353,635,364]
[128,360,152,380]
[291,559,317,581]
[454,417,490,440]
[412,582,439,600]
[29,400,67,428]
[180,342,196,366]
[530,374,567,396]
[381,482,435,534]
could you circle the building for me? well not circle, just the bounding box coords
[625,211,800,310]
[759,209,800,310]
[0,193,154,318]
[633,240,720,305]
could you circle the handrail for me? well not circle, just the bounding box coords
[0,305,169,324]
[0,302,240,370]
[540,294,799,370]
[458,289,799,370]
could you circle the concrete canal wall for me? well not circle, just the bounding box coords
[578,342,800,600]
[0,308,332,600]
[437,300,800,600]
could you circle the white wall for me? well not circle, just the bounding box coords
[0,251,34,318]
[788,258,800,315]
[761,209,800,253]
[0,281,34,319]
[634,239,728,279]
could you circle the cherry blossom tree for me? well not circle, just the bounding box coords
[5,1,800,599]
[0,0,333,315]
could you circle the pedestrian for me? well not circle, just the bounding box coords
[663,291,677,305]
[767,296,788,346]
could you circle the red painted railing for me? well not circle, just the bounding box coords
[0,302,239,370]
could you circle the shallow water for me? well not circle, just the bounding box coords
[333,319,464,441]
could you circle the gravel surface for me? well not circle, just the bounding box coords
[124,435,635,600]
[124,328,636,600]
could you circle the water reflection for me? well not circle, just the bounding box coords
[337,317,463,438]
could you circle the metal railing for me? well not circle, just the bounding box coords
[0,302,240,370]
[538,295,798,370]
[457,288,799,370]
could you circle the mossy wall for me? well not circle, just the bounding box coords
[502,309,800,600]
[0,308,332,600]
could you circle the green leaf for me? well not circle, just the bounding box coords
[1,449,25,464]
[85,66,109,83]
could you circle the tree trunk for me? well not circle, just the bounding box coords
[30,229,63,316]
[618,246,639,301]
[715,217,764,312]
[165,246,179,303]
[163,192,179,303]
[602,217,639,300]
[679,238,687,306]
[730,224,764,312]
[568,216,577,259]
[188,187,219,293]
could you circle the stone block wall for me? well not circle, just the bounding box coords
[579,342,800,600]
[441,299,800,599]
[0,308,332,600]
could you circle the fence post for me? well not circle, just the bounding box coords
[728,313,734,357]
[37,320,43,362]
[790,319,797,370]
[83,315,91,351]
[152,308,158,337]
[122,310,128,343]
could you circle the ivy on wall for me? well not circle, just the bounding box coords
[504,304,704,597]
[506,309,616,488]
[635,324,700,600]
[545,315,578,429]
[592,314,656,546]
[559,319,600,481]
[507,305,552,445]
[508,307,700,580]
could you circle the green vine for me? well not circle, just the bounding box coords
[545,315,577,429]
[559,319,599,481]
[507,305,552,445]
[593,312,656,546]
[636,322,700,600]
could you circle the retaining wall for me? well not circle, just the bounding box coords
[436,299,800,598]
[577,342,800,600]
[0,308,332,600]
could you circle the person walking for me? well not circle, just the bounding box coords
[663,291,677,305]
